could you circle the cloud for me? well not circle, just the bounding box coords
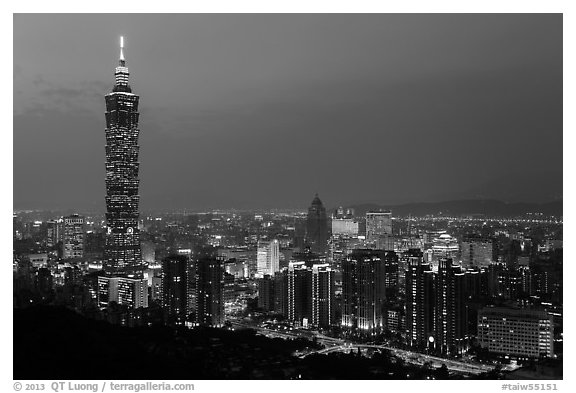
[15,75,109,117]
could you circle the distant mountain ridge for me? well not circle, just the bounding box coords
[339,199,562,218]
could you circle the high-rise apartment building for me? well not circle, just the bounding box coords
[194,248,225,327]
[305,194,328,255]
[256,239,280,277]
[435,258,467,355]
[287,261,311,326]
[63,214,84,259]
[341,249,387,331]
[311,263,335,328]
[161,255,188,325]
[405,250,435,349]
[257,274,276,312]
[383,250,399,298]
[46,218,63,249]
[98,37,147,309]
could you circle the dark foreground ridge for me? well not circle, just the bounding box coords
[14,306,497,380]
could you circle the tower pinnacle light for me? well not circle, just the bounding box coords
[119,35,125,63]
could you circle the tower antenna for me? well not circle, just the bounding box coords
[119,36,125,63]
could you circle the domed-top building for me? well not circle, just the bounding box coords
[305,194,328,255]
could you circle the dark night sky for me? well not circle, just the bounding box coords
[13,14,562,211]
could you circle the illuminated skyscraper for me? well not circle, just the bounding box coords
[435,258,467,355]
[256,239,280,277]
[287,261,311,326]
[405,250,435,349]
[341,249,386,331]
[98,37,147,309]
[311,263,334,328]
[103,36,143,278]
[193,247,225,327]
[305,194,328,254]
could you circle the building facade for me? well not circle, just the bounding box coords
[477,307,554,358]
[461,236,495,268]
[366,211,392,242]
[63,214,84,259]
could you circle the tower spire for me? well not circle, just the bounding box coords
[119,36,125,65]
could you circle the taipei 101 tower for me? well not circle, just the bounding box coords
[98,37,148,309]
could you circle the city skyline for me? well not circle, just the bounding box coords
[11,11,565,383]
[14,14,562,211]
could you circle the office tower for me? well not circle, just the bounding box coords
[103,36,143,278]
[477,307,554,358]
[305,194,328,255]
[461,236,495,268]
[257,274,275,312]
[311,263,335,328]
[256,239,280,277]
[63,214,85,259]
[341,249,386,331]
[194,248,224,327]
[435,258,467,355]
[331,207,359,236]
[46,219,63,249]
[383,250,399,298]
[161,255,188,325]
[405,251,435,349]
[97,276,148,309]
[431,233,459,261]
[366,211,392,243]
[98,37,147,309]
[287,261,311,326]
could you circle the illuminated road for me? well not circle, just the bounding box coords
[228,319,510,376]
